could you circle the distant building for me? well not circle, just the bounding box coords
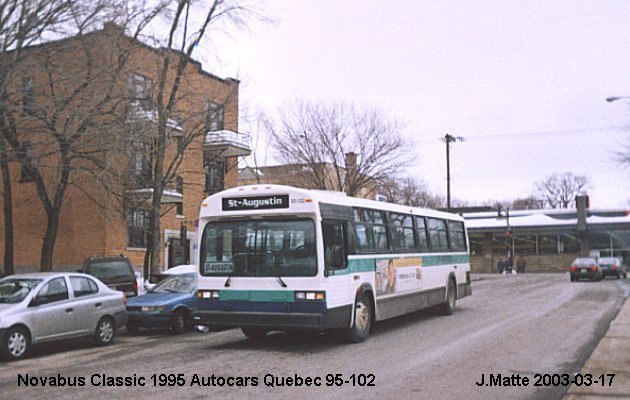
[464,205,630,273]
[239,153,378,200]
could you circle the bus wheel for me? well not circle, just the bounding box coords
[241,327,269,340]
[345,294,372,343]
[439,279,456,316]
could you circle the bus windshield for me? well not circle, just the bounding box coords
[200,218,317,277]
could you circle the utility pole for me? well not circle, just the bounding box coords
[442,133,464,211]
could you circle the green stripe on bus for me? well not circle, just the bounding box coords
[327,254,470,276]
[220,290,294,302]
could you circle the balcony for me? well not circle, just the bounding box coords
[127,101,183,133]
[125,178,183,206]
[204,129,251,157]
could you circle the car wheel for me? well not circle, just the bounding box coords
[169,310,187,335]
[2,326,30,361]
[126,321,140,335]
[93,317,115,346]
[344,293,373,343]
[241,327,269,340]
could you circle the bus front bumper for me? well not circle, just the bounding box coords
[192,305,352,331]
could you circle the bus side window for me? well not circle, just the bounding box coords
[322,221,347,270]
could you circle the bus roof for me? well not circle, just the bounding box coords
[200,184,464,222]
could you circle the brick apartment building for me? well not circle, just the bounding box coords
[0,23,250,273]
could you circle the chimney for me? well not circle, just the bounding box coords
[576,194,589,232]
[344,152,358,193]
[103,21,124,34]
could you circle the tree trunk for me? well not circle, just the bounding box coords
[39,208,60,271]
[0,138,14,275]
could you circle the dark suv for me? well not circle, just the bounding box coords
[81,255,138,297]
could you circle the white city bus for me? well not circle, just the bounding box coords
[192,185,471,342]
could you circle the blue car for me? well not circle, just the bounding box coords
[126,272,197,334]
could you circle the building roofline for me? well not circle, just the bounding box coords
[10,22,238,86]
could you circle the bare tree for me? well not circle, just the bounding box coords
[534,172,590,209]
[265,100,410,197]
[510,196,545,210]
[0,0,87,274]
[138,0,255,278]
[0,1,163,271]
[379,176,444,208]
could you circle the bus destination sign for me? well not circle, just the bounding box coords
[222,195,290,211]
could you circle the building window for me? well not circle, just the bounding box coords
[19,141,34,183]
[129,141,152,186]
[205,158,225,194]
[23,75,35,115]
[560,233,580,253]
[492,233,508,255]
[538,234,558,254]
[127,208,150,248]
[468,234,483,256]
[175,176,183,216]
[205,100,224,131]
[128,73,152,110]
[176,135,184,154]
[513,235,536,255]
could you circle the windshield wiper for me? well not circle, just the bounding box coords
[224,276,233,287]
[276,276,287,288]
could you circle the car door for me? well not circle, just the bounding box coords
[30,277,79,342]
[68,276,103,333]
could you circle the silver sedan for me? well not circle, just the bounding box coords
[0,272,127,361]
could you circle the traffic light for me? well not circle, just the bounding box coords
[505,228,513,244]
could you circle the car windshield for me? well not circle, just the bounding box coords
[151,274,195,294]
[200,218,317,277]
[598,258,619,266]
[87,261,132,282]
[0,279,41,303]
[573,258,596,266]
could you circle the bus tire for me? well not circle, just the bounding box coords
[345,294,372,343]
[241,327,269,340]
[438,278,456,316]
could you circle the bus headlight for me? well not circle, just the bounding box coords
[295,291,325,301]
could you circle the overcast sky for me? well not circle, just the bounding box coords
[200,0,630,209]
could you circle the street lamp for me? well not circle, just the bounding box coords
[442,133,464,212]
[606,96,630,103]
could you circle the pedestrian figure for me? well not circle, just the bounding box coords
[497,258,505,274]
[517,254,526,273]
[506,255,513,274]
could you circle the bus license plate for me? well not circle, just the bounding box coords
[204,262,234,273]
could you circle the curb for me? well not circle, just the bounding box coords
[562,297,630,399]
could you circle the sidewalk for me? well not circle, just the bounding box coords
[563,297,630,399]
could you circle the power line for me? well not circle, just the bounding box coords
[414,126,627,143]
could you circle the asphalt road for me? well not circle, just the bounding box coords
[0,273,627,400]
